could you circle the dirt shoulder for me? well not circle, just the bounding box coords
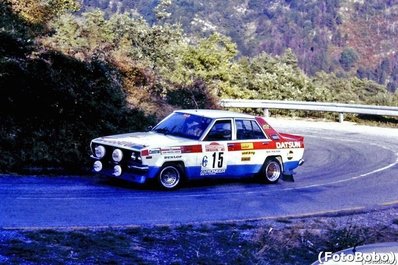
[0,206,397,265]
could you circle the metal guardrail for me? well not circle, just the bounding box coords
[220,99,398,122]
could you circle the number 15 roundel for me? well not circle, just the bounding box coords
[200,142,228,176]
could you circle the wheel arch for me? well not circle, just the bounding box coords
[258,156,283,184]
[161,161,187,178]
[156,161,186,190]
[262,155,284,173]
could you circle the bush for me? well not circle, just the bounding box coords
[167,79,220,110]
[0,50,154,173]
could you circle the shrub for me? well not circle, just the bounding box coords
[0,50,153,173]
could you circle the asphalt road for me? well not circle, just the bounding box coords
[1,119,397,228]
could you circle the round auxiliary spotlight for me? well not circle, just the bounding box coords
[94,145,106,159]
[113,165,122,177]
[93,161,103,172]
[112,149,123,162]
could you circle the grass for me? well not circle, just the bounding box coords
[1,208,397,265]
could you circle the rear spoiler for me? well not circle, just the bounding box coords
[279,133,304,142]
[255,117,304,143]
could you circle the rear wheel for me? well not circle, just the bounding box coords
[157,164,183,190]
[261,158,282,184]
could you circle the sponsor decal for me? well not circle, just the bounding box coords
[241,157,251,162]
[161,147,182,154]
[242,151,255,156]
[287,150,294,160]
[266,150,281,154]
[200,169,226,176]
[149,149,160,155]
[262,124,270,130]
[131,144,144,150]
[240,142,254,150]
[164,155,182,160]
[276,141,301,149]
[181,145,202,153]
[97,139,141,148]
[205,142,225,152]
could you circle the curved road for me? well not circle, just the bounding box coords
[1,119,397,228]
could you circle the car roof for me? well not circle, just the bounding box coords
[175,109,255,119]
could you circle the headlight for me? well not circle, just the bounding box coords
[112,149,123,162]
[94,145,106,159]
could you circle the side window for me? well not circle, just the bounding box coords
[204,120,232,141]
[236,119,266,140]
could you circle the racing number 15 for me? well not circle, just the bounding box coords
[212,152,224,168]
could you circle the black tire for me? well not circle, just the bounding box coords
[261,158,282,184]
[157,164,183,190]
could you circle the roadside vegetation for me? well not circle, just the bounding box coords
[84,0,398,94]
[0,0,397,173]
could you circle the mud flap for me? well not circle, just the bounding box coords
[281,174,295,182]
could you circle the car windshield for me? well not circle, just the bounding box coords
[153,112,212,140]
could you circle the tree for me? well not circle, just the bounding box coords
[170,33,237,83]
[7,0,79,25]
[154,0,172,22]
[339,48,359,71]
[281,48,299,70]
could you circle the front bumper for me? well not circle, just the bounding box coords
[91,157,153,184]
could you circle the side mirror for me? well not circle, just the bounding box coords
[147,126,153,131]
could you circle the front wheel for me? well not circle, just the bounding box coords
[157,164,183,190]
[261,158,282,184]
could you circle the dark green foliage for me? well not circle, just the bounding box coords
[167,80,220,110]
[0,1,40,59]
[0,31,30,57]
[339,48,359,71]
[0,50,153,172]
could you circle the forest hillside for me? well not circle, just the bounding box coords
[0,0,397,173]
[82,0,398,92]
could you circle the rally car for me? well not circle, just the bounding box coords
[90,109,305,189]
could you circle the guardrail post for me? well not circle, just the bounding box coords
[339,113,344,123]
[264,108,270,118]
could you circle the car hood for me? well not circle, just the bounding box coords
[91,132,196,150]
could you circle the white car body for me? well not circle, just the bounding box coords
[90,109,305,189]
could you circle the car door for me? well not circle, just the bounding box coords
[199,119,232,177]
[226,119,271,177]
